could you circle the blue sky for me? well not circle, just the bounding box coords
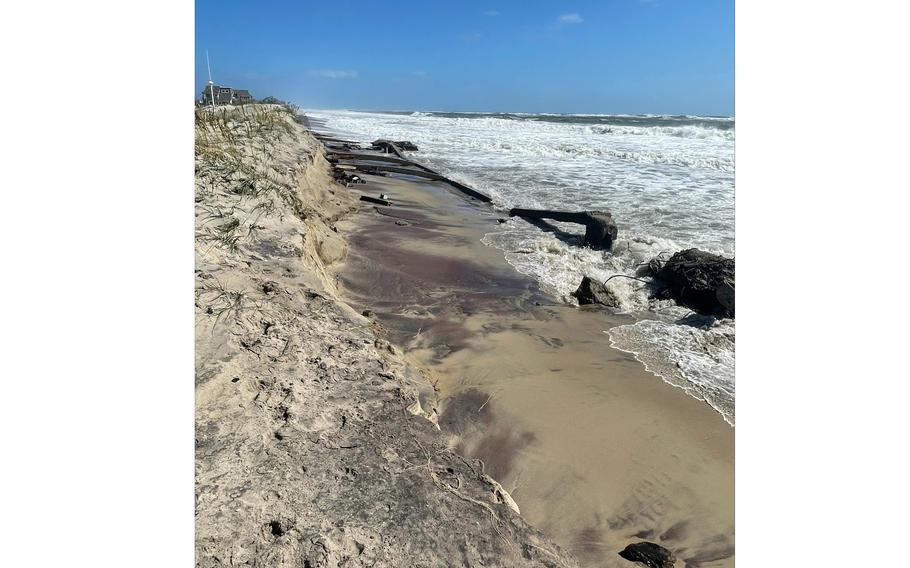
[196,0,733,116]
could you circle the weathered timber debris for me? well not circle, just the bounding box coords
[312,133,360,144]
[353,164,440,179]
[360,195,392,206]
[327,151,418,167]
[347,163,493,203]
[321,139,493,203]
[394,140,419,151]
[371,139,406,157]
[332,166,367,186]
[618,541,677,568]
[508,208,618,250]
[372,139,419,153]
[652,248,735,317]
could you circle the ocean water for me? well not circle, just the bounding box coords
[307,109,735,425]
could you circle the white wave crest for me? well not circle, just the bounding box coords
[609,319,735,425]
[586,124,734,140]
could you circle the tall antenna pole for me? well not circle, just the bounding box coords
[206,50,216,112]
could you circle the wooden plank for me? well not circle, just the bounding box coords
[349,164,493,203]
[508,208,618,250]
[313,133,360,144]
[360,195,392,206]
[328,152,419,167]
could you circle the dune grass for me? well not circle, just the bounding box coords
[195,104,308,254]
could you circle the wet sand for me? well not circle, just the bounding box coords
[334,166,733,567]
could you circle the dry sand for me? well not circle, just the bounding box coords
[334,171,734,568]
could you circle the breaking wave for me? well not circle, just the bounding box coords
[609,319,735,425]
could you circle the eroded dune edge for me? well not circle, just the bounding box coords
[195,104,577,567]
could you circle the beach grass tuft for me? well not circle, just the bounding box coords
[195,103,310,253]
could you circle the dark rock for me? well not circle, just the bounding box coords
[573,276,621,307]
[262,281,280,294]
[618,542,676,568]
[654,249,734,317]
[716,280,735,316]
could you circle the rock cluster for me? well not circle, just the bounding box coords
[653,248,734,317]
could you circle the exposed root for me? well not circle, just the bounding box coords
[411,436,513,548]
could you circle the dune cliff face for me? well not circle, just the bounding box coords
[194,105,577,568]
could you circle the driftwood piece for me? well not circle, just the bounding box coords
[508,208,618,250]
[360,195,392,206]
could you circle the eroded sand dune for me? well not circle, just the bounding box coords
[195,105,576,567]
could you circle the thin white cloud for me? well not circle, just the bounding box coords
[484,10,499,16]
[557,13,584,24]
[411,71,427,77]
[309,69,358,79]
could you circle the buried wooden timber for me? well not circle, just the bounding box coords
[327,151,421,168]
[323,141,364,150]
[348,163,492,203]
[350,163,441,180]
[315,136,360,143]
[313,135,492,202]
[508,208,618,250]
[313,133,361,144]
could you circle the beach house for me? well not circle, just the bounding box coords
[201,86,253,106]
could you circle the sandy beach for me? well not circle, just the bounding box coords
[333,165,734,567]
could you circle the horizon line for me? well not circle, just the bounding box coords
[296,106,736,119]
